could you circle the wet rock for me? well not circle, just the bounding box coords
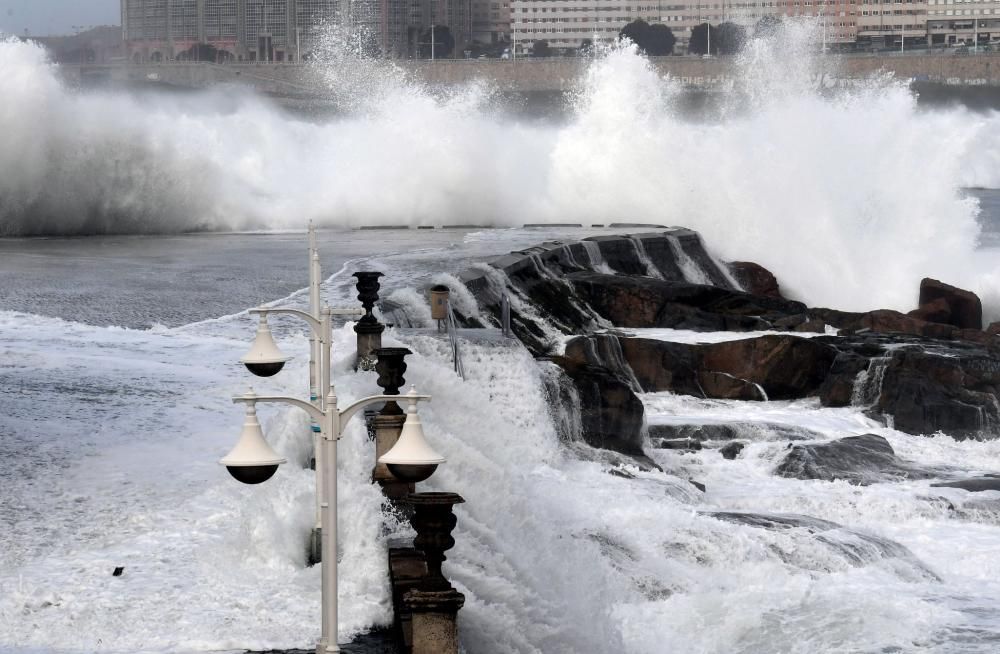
[774,434,936,485]
[872,346,1000,439]
[697,370,766,401]
[689,480,706,492]
[648,423,741,442]
[719,441,746,459]
[654,438,703,451]
[699,336,837,400]
[816,333,1000,439]
[708,511,842,531]
[847,309,956,340]
[648,422,823,443]
[727,261,783,299]
[989,322,1000,336]
[918,277,983,330]
[909,297,953,326]
[931,476,1000,492]
[618,335,837,401]
[704,512,939,579]
[552,353,646,458]
[459,230,1000,441]
[568,272,806,331]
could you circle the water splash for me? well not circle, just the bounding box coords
[0,33,997,319]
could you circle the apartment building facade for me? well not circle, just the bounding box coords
[508,0,862,53]
[509,0,1000,53]
[122,0,1000,59]
[123,0,483,59]
[122,0,340,62]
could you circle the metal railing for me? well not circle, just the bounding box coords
[446,300,466,380]
[501,293,512,338]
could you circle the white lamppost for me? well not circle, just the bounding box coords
[225,311,446,653]
[241,224,339,549]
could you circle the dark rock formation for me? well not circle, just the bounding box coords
[653,438,703,451]
[909,297,953,326]
[704,511,939,578]
[872,346,1000,438]
[917,277,983,330]
[719,441,746,459]
[775,434,936,485]
[728,261,782,299]
[569,273,806,332]
[456,229,1000,444]
[616,335,837,401]
[989,322,1000,337]
[931,475,1000,492]
[555,358,645,457]
[708,511,842,531]
[648,423,743,442]
[818,333,1000,439]
[648,422,824,442]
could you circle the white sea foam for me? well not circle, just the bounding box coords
[4,258,1000,653]
[1,34,998,318]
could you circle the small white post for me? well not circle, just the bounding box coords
[317,307,334,652]
[322,389,340,653]
[309,225,324,539]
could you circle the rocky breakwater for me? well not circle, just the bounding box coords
[454,230,1000,460]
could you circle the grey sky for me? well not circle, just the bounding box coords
[0,0,119,37]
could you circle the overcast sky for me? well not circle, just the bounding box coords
[0,0,119,37]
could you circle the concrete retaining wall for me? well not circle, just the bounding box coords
[62,53,1000,96]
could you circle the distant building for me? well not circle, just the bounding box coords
[122,0,492,60]
[122,0,339,62]
[471,0,510,46]
[26,26,126,64]
[509,0,863,55]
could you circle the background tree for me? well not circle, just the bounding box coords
[532,39,552,57]
[688,23,718,55]
[619,19,676,56]
[715,22,747,55]
[419,25,455,58]
[645,24,677,55]
[620,18,650,49]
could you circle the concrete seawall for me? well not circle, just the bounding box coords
[62,54,1000,96]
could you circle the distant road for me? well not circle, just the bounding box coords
[60,53,1000,96]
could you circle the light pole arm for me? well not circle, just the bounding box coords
[330,308,365,317]
[251,307,323,336]
[233,393,325,423]
[338,393,431,427]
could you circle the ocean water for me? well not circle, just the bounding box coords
[2,23,1000,654]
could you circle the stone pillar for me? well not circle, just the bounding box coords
[403,492,466,654]
[372,413,409,499]
[372,347,414,499]
[353,271,385,369]
[404,589,465,654]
